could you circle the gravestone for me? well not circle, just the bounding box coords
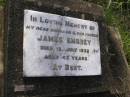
[5,0,129,97]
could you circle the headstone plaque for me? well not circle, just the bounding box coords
[23,10,101,77]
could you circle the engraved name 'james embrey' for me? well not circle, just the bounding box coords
[37,35,91,45]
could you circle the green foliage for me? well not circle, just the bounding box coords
[0,0,5,6]
[120,28,130,65]
[105,8,130,65]
[105,9,116,26]
[84,0,130,65]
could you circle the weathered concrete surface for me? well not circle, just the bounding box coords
[0,6,4,97]
[26,0,104,17]
[107,26,130,94]
[128,68,130,97]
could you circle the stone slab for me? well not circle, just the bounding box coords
[5,0,129,97]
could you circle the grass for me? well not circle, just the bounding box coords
[0,0,5,6]
[105,8,130,65]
